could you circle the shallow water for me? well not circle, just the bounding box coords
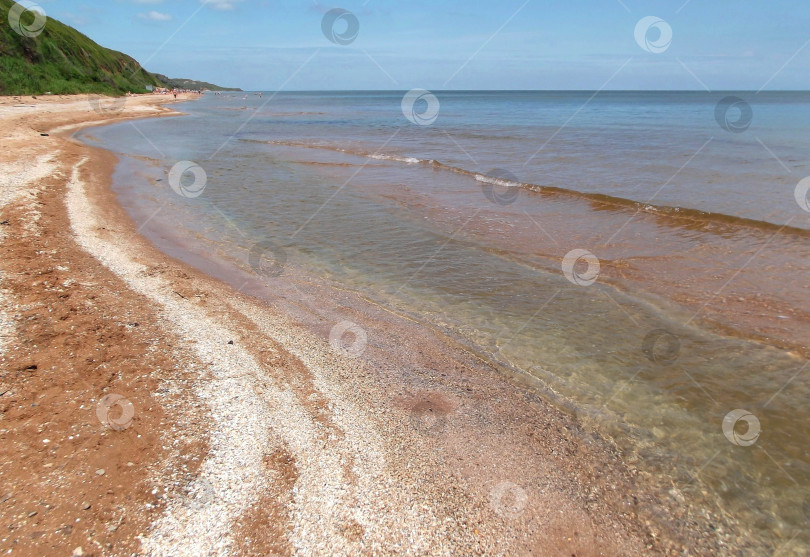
[79,91,810,553]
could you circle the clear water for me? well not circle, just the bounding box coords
[78,91,810,553]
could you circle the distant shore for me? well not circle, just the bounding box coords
[0,93,746,555]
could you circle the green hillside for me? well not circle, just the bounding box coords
[0,0,237,96]
[0,0,163,95]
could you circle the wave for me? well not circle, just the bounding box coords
[367,153,422,164]
[294,161,358,167]
[241,139,810,237]
[243,139,427,165]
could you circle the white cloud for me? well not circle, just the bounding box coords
[138,10,172,21]
[201,0,243,11]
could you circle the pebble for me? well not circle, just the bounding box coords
[71,547,84,557]
[96,468,105,476]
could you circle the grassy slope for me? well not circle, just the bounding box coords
[0,0,162,95]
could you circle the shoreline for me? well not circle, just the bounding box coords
[0,94,212,556]
[0,94,751,555]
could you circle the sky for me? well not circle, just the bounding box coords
[30,0,810,91]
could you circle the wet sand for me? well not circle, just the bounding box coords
[0,94,752,555]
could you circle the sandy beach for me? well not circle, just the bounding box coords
[0,94,748,556]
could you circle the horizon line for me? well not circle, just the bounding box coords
[219,88,810,93]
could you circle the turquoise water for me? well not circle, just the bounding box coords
[79,91,810,553]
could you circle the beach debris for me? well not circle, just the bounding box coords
[40,133,49,137]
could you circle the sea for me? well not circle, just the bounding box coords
[77,90,810,553]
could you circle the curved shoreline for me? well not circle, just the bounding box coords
[0,94,753,555]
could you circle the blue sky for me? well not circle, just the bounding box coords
[33,0,810,90]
